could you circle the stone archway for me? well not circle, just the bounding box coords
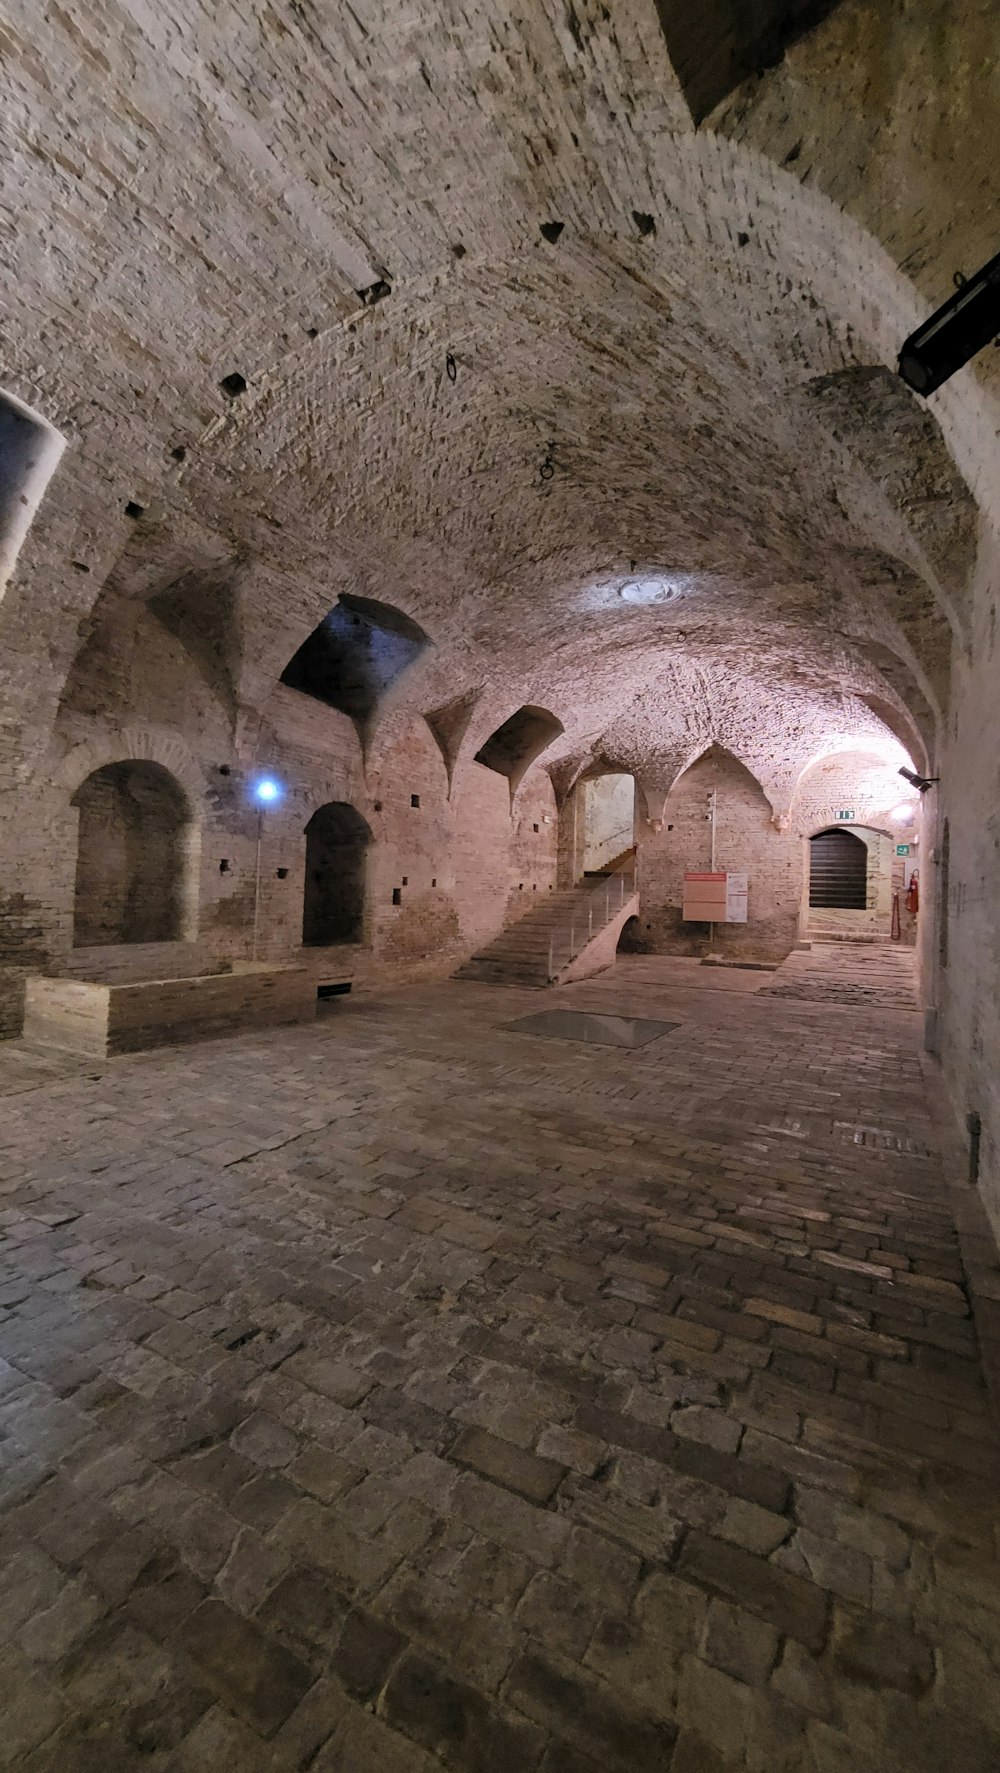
[71,760,194,946]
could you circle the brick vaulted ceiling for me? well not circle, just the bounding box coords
[2,0,997,794]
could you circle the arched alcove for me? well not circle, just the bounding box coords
[616,915,646,954]
[474,706,563,800]
[281,597,430,742]
[71,761,193,946]
[302,802,372,946]
[809,828,868,910]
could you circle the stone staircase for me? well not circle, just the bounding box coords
[585,844,637,878]
[455,869,637,987]
[807,910,880,944]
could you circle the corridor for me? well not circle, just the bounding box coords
[1,946,998,1771]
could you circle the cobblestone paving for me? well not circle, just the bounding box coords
[1,948,999,1772]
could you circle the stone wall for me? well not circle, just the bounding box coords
[927,528,1000,1239]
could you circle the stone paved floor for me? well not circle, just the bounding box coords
[1,945,999,1772]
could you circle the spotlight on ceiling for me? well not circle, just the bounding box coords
[898,766,938,794]
[898,248,1000,396]
[253,776,282,804]
[617,575,685,604]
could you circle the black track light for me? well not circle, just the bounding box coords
[898,249,1000,396]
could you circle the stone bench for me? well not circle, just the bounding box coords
[22,963,315,1057]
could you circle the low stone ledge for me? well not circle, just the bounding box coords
[23,964,315,1057]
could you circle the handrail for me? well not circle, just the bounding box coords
[547,870,637,979]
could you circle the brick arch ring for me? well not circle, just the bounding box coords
[52,726,206,812]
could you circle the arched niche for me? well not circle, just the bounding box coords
[71,761,195,946]
[616,914,646,954]
[280,596,430,743]
[474,705,563,801]
[302,802,372,946]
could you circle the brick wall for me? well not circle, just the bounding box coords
[636,749,801,961]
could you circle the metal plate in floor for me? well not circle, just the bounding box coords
[506,1010,681,1048]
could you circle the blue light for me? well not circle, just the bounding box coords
[254,777,282,804]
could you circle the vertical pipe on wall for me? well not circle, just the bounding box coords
[708,788,717,949]
[252,808,263,962]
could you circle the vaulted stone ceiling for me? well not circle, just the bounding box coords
[3,0,995,793]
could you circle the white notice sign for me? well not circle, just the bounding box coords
[725,872,748,923]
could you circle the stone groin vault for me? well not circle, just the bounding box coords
[2,3,1000,1768]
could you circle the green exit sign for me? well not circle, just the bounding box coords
[897,844,910,856]
[835,809,855,821]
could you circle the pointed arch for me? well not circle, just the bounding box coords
[666,739,775,813]
[473,705,564,804]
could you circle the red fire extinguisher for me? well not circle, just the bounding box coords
[906,870,919,916]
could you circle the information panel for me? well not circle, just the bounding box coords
[682,871,749,924]
[725,871,748,923]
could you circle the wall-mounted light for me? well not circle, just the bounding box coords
[251,776,284,960]
[898,767,938,794]
[889,802,916,822]
[898,249,1000,396]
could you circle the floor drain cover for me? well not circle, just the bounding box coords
[833,1121,933,1156]
[507,1010,681,1048]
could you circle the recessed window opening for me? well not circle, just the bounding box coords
[72,761,194,946]
[808,829,867,909]
[392,887,402,906]
[410,794,420,808]
[0,389,65,597]
[302,802,372,946]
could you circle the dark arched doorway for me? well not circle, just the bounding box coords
[809,828,867,910]
[72,761,191,945]
[616,915,646,954]
[303,802,372,945]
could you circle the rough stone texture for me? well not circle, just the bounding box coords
[0,948,998,1769]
